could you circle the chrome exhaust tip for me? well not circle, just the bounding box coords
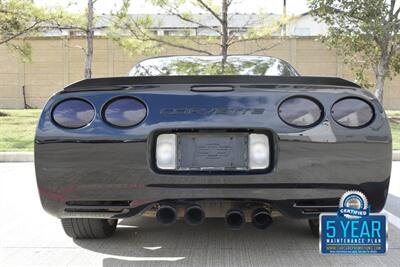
[225,209,245,230]
[251,208,272,230]
[184,205,205,226]
[156,205,177,225]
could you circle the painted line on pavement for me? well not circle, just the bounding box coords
[383,209,400,229]
[104,256,186,262]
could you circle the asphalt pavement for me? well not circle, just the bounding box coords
[1,162,400,267]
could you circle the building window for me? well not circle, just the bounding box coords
[164,29,191,36]
[197,27,220,36]
[229,29,247,36]
[293,27,311,36]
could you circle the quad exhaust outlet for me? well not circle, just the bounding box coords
[156,204,177,225]
[251,208,273,230]
[225,209,246,230]
[156,203,273,230]
[184,205,205,226]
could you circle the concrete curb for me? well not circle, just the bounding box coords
[1,151,400,162]
[0,152,34,162]
[394,151,400,161]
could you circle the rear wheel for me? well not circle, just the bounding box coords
[61,218,117,239]
[308,219,319,238]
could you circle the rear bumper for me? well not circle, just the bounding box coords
[35,138,391,219]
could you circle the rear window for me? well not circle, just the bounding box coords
[129,56,299,77]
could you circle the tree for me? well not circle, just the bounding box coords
[1,0,100,79]
[110,0,285,71]
[0,0,66,108]
[309,0,400,102]
[55,0,101,79]
[85,0,95,79]
[0,0,51,59]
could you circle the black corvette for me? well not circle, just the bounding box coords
[35,55,392,239]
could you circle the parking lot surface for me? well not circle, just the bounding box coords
[1,162,400,267]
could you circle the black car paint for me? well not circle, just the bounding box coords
[62,75,360,92]
[35,76,391,220]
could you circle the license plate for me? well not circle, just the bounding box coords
[177,133,248,170]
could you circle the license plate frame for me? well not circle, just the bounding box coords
[176,133,249,171]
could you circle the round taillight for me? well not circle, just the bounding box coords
[331,98,374,128]
[52,99,95,129]
[103,97,147,127]
[278,96,323,127]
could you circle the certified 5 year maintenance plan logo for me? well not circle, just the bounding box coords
[320,191,387,254]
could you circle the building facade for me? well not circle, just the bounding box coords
[0,36,399,109]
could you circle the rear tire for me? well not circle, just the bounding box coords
[308,219,319,238]
[61,218,117,239]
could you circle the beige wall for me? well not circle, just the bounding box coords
[0,36,399,109]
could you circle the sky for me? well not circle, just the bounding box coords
[35,0,310,15]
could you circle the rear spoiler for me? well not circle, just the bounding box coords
[63,75,361,92]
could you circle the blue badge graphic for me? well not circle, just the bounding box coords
[320,190,387,254]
